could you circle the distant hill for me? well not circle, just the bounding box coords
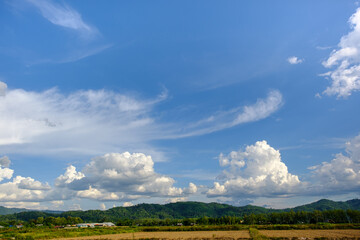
[0,206,28,215]
[0,199,360,222]
[290,199,360,212]
[59,201,280,222]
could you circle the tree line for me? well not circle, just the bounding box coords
[1,209,360,227]
[117,209,360,226]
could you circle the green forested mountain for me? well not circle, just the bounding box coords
[0,199,360,223]
[0,206,28,215]
[290,199,360,212]
[60,202,278,222]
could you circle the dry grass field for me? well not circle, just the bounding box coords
[55,229,360,240]
[259,229,360,238]
[56,230,250,240]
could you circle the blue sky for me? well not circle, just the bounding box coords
[1,0,360,210]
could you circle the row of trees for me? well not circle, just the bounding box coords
[0,216,84,227]
[2,209,360,227]
[242,209,360,224]
[117,210,360,226]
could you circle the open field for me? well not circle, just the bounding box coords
[259,229,360,238]
[57,229,360,240]
[1,225,360,239]
[57,230,250,240]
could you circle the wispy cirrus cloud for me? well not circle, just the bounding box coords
[0,81,168,159]
[7,0,109,65]
[169,90,283,138]
[0,82,282,158]
[26,0,98,38]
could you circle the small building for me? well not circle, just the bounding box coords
[76,224,89,228]
[103,222,115,227]
[76,222,115,228]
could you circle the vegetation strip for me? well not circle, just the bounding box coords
[249,228,269,240]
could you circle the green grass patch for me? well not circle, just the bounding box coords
[249,228,269,240]
[0,226,137,240]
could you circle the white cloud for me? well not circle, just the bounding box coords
[309,133,360,193]
[166,197,187,203]
[58,44,112,64]
[0,84,281,161]
[55,165,85,186]
[0,81,7,97]
[185,183,197,194]
[76,186,119,201]
[207,141,302,198]
[0,152,196,206]
[0,156,13,182]
[0,86,167,158]
[287,56,303,65]
[171,90,283,138]
[69,203,82,210]
[100,203,106,210]
[0,156,11,168]
[57,152,197,201]
[0,167,13,182]
[26,0,98,38]
[322,8,360,98]
[0,157,53,204]
[51,200,64,209]
[122,202,133,207]
[2,201,45,210]
[0,176,48,202]
[18,177,51,190]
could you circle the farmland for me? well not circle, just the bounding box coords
[1,224,360,240]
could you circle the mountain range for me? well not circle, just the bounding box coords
[1,199,360,222]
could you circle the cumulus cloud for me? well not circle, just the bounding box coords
[0,82,7,97]
[0,156,13,182]
[309,133,360,193]
[0,176,49,202]
[322,8,360,98]
[0,156,11,168]
[100,203,106,210]
[287,56,303,65]
[2,201,45,210]
[69,203,82,210]
[55,165,85,186]
[51,200,64,209]
[0,168,13,182]
[76,186,119,201]
[123,202,133,207]
[56,152,197,201]
[26,0,98,38]
[18,177,51,190]
[207,141,302,198]
[0,153,195,206]
[0,156,52,204]
[166,197,187,203]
